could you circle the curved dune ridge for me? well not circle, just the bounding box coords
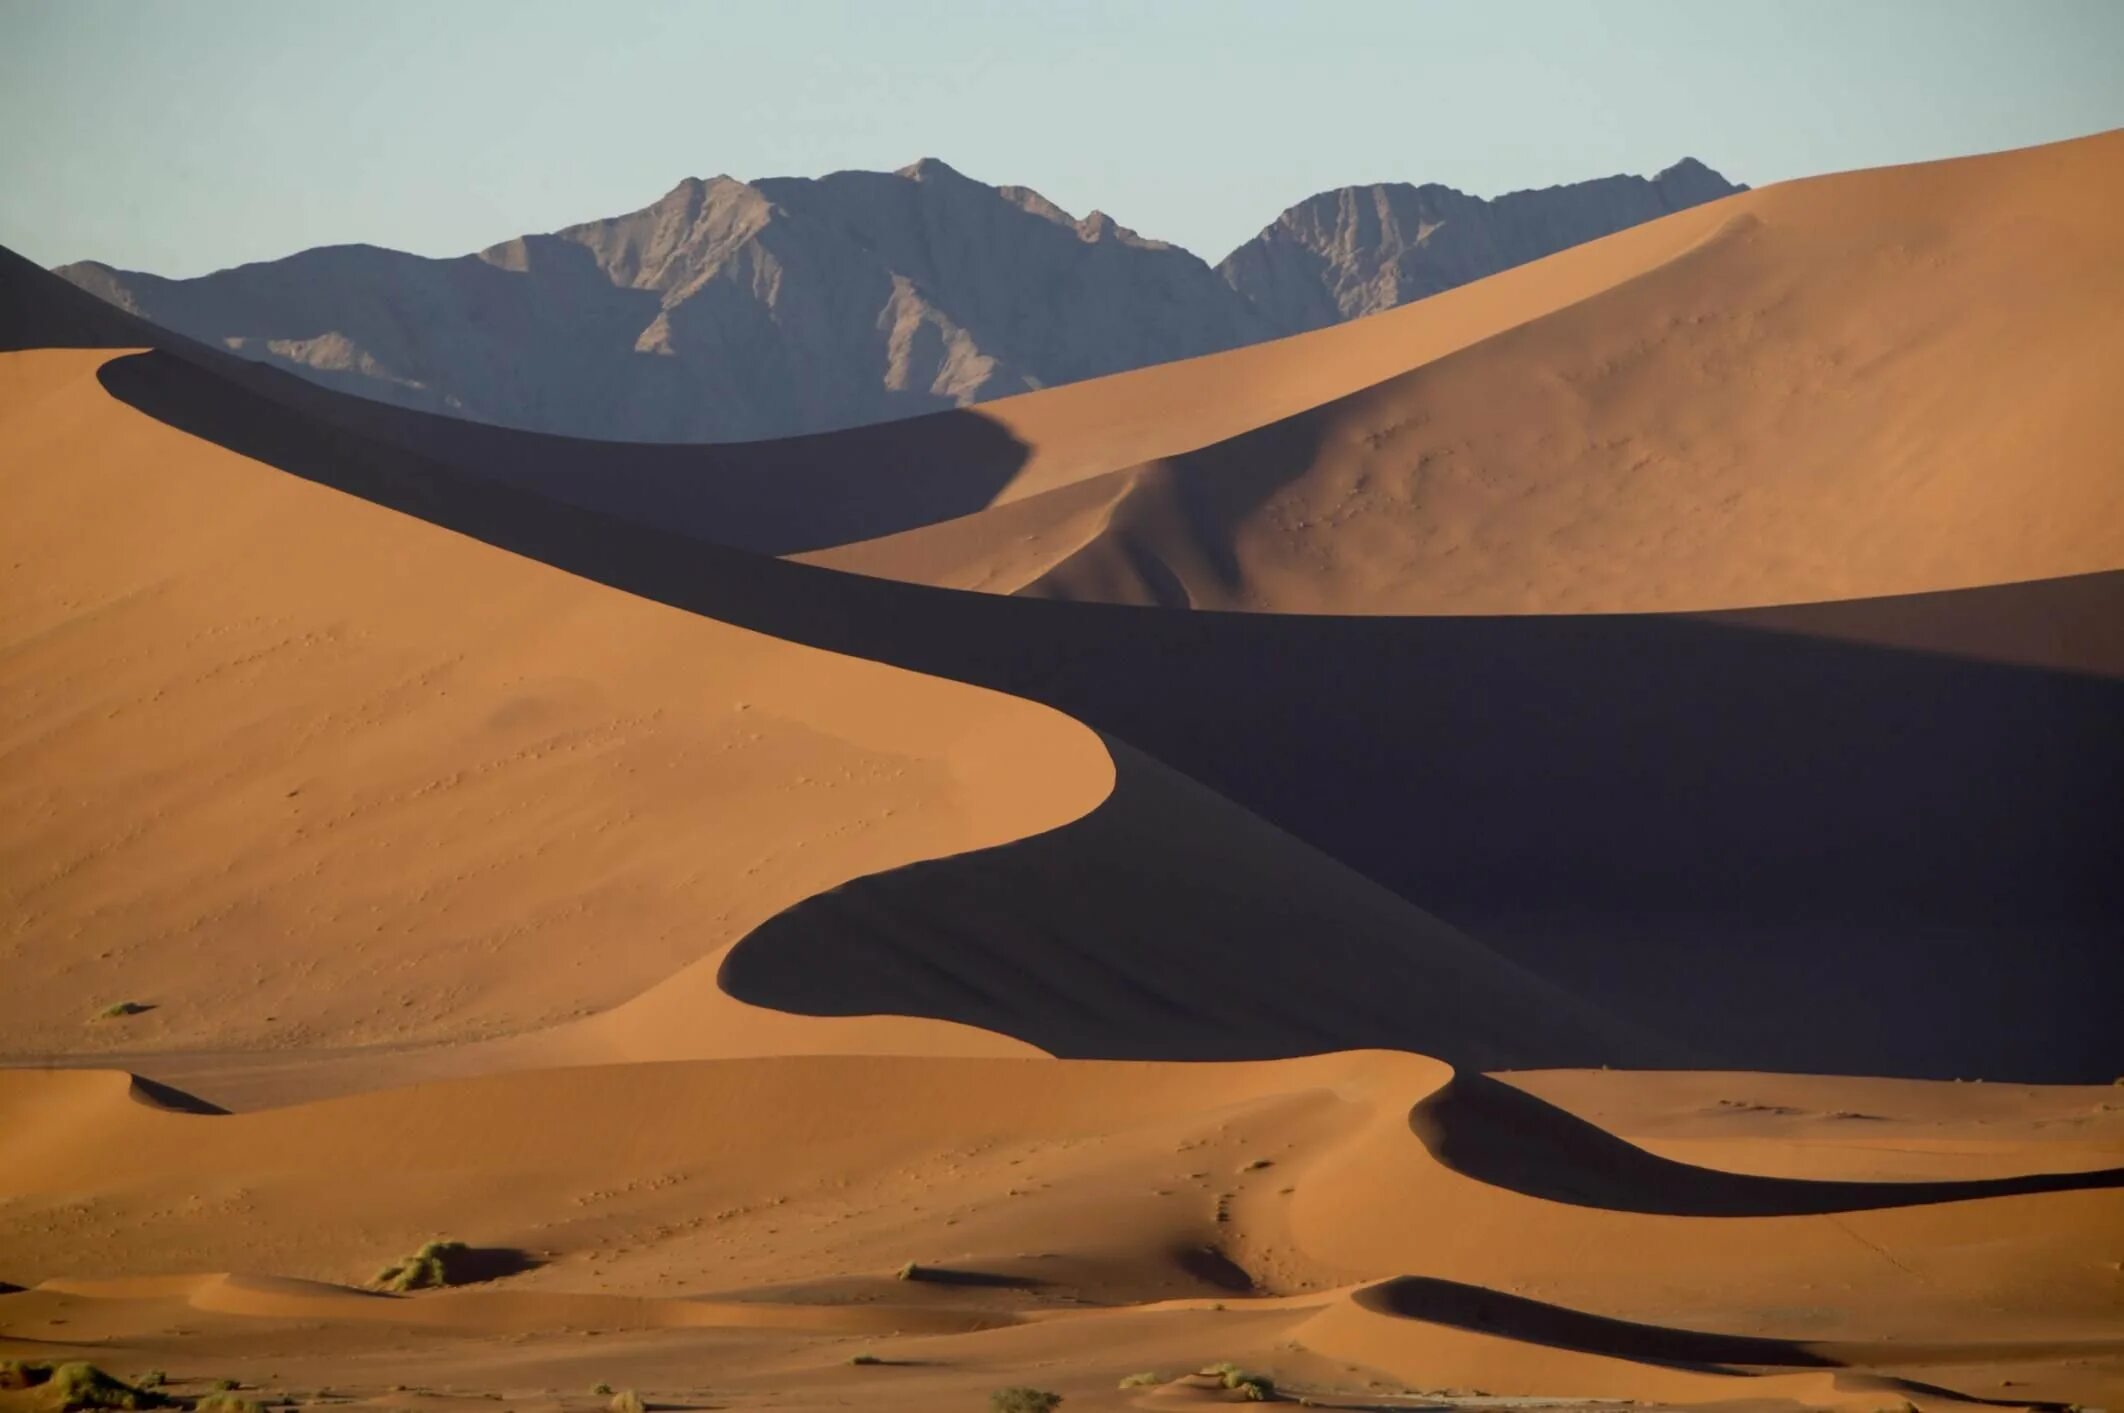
[0,344,1105,1071]
[4,135,2123,1411]
[0,1057,2118,1406]
[10,228,2120,1083]
[0,284,1655,1099]
[801,130,2124,612]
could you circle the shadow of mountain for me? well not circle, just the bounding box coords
[1409,1072,2124,1216]
[72,324,2124,1082]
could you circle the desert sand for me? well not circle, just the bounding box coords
[801,131,2124,613]
[5,133,2121,1413]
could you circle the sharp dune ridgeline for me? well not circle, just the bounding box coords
[804,131,2124,613]
[4,132,2121,1413]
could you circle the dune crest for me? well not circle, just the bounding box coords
[5,131,2120,1413]
[0,346,1110,1076]
[809,131,2124,614]
[3,1053,2117,1405]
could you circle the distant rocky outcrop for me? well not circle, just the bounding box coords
[1216,159,1745,335]
[56,157,1741,442]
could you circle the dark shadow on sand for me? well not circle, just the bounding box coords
[1409,1073,2124,1216]
[1353,1277,2084,1407]
[1355,1276,1836,1371]
[898,1265,1044,1289]
[83,338,2124,1082]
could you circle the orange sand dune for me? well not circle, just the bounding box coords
[57,181,1735,564]
[6,243,2117,1083]
[0,345,1098,1068]
[803,131,2124,612]
[1,1055,2117,1407]
[2,339,1659,1109]
[6,135,2122,1413]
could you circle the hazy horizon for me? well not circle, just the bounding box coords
[3,0,2120,279]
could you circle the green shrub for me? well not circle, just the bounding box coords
[133,1374,166,1391]
[848,1353,883,1366]
[43,1363,170,1410]
[209,1380,239,1392]
[374,1239,471,1291]
[96,1002,149,1020]
[589,1385,613,1397]
[1117,1370,1163,1388]
[195,1396,264,1413]
[989,1391,1062,1413]
[1205,1363,1275,1401]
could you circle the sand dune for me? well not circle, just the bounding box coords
[0,345,1101,1068]
[1,291,1670,1109]
[5,135,2121,1413]
[15,160,1747,564]
[10,241,2118,1082]
[25,134,2122,614]
[1,1055,2117,1407]
[805,131,2124,613]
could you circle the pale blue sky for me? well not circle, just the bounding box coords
[2,0,2118,277]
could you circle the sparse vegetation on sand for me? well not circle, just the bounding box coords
[194,1395,264,1413]
[989,1391,1062,1413]
[0,1362,171,1410]
[588,1384,612,1397]
[373,1238,471,1291]
[894,1259,925,1280]
[1205,1362,1276,1401]
[1117,1370,1163,1388]
[95,1001,149,1020]
[606,1390,644,1413]
[848,1353,883,1366]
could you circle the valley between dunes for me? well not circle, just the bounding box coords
[5,133,2122,1413]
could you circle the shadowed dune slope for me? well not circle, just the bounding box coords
[806,131,2124,612]
[1,332,1664,1086]
[4,147,1756,561]
[2,1056,2118,1405]
[0,346,1104,1065]
[0,240,1038,554]
[722,737,1658,1068]
[11,146,2124,1087]
[1407,1071,2123,1215]
[8,234,2115,1080]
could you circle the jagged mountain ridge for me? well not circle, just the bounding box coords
[1216,158,1744,334]
[57,156,1741,442]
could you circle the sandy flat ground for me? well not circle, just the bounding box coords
[5,133,2122,1413]
[3,1056,2120,1412]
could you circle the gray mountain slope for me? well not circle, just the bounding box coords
[1216,158,1744,335]
[56,157,1740,443]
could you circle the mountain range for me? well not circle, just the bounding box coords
[56,157,1741,442]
